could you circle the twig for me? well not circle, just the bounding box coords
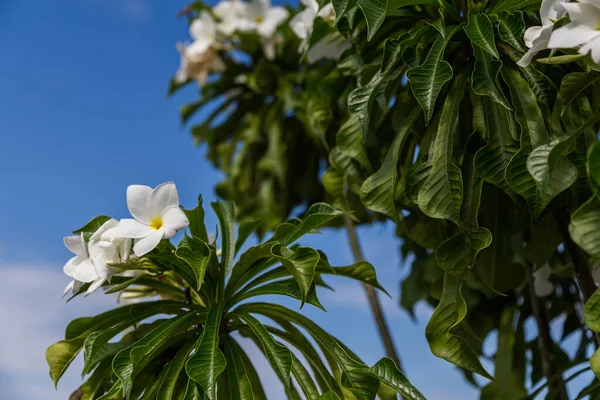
[343,216,403,371]
[525,262,569,400]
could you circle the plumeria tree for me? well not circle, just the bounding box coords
[169,0,600,398]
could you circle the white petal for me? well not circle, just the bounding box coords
[64,234,87,257]
[133,230,164,257]
[190,11,217,40]
[63,280,75,297]
[162,206,190,239]
[73,259,99,283]
[149,182,180,218]
[548,23,600,49]
[85,277,107,296]
[534,264,552,280]
[257,7,289,37]
[524,26,544,49]
[121,237,132,262]
[290,8,315,39]
[540,0,568,25]
[579,35,600,63]
[63,256,83,277]
[106,219,154,239]
[560,3,600,26]
[317,3,334,19]
[186,39,213,57]
[300,0,319,12]
[127,185,152,223]
[91,218,118,241]
[307,34,351,63]
[592,266,600,285]
[534,277,554,297]
[517,34,551,67]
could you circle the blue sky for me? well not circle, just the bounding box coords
[0,1,592,399]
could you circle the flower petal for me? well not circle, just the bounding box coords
[190,11,217,40]
[85,277,107,296]
[307,34,351,63]
[540,0,568,25]
[91,218,118,241]
[133,230,164,257]
[290,8,315,39]
[63,256,83,277]
[73,259,99,283]
[63,280,75,297]
[121,237,132,262]
[162,206,190,239]
[64,234,87,257]
[559,2,600,26]
[258,7,289,37]
[579,35,600,63]
[105,219,154,239]
[524,26,544,49]
[534,277,554,297]
[127,185,152,224]
[149,182,180,218]
[548,23,600,49]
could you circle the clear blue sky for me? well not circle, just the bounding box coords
[0,1,590,399]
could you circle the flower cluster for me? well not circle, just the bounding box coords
[176,0,289,84]
[519,0,600,66]
[63,182,189,295]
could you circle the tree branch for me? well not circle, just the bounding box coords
[525,262,569,400]
[343,216,403,371]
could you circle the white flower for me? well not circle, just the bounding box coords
[533,264,554,297]
[290,0,348,62]
[187,11,219,57]
[548,0,600,63]
[63,219,129,296]
[175,43,226,85]
[105,182,189,257]
[518,0,569,67]
[214,0,245,36]
[237,0,289,38]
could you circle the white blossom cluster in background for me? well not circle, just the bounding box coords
[176,0,351,85]
[63,182,189,296]
[519,0,600,66]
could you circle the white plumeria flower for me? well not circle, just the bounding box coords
[105,182,189,257]
[94,218,132,262]
[62,224,124,296]
[175,43,226,85]
[533,264,554,297]
[290,0,349,62]
[518,0,569,67]
[548,0,600,63]
[214,0,245,36]
[237,0,289,38]
[187,11,219,57]
[592,265,600,285]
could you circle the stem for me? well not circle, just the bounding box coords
[525,262,569,400]
[343,216,403,370]
[553,207,600,347]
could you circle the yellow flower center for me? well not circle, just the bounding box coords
[150,217,163,230]
[255,17,264,24]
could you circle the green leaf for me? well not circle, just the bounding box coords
[47,301,184,387]
[332,0,351,25]
[496,11,526,52]
[569,196,600,259]
[71,360,112,400]
[227,242,281,296]
[337,115,373,172]
[474,97,519,202]
[417,73,467,226]
[235,338,269,399]
[407,26,462,124]
[369,358,426,400]
[537,54,586,65]
[113,312,197,398]
[436,228,492,277]
[282,203,347,246]
[234,279,325,310]
[471,45,511,109]
[186,307,227,399]
[357,0,387,40]
[589,141,600,189]
[425,273,493,379]
[73,216,111,240]
[387,0,438,10]
[360,106,421,220]
[96,381,123,400]
[291,353,320,400]
[175,235,212,291]
[489,0,540,13]
[319,392,342,400]
[224,336,255,400]
[183,196,209,243]
[502,67,574,220]
[558,72,600,116]
[212,201,236,274]
[271,246,320,306]
[157,342,195,400]
[236,312,292,393]
[527,114,600,201]
[591,349,600,379]
[321,261,389,295]
[585,288,600,332]
[464,13,499,59]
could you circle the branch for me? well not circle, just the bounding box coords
[343,216,403,371]
[525,262,569,400]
